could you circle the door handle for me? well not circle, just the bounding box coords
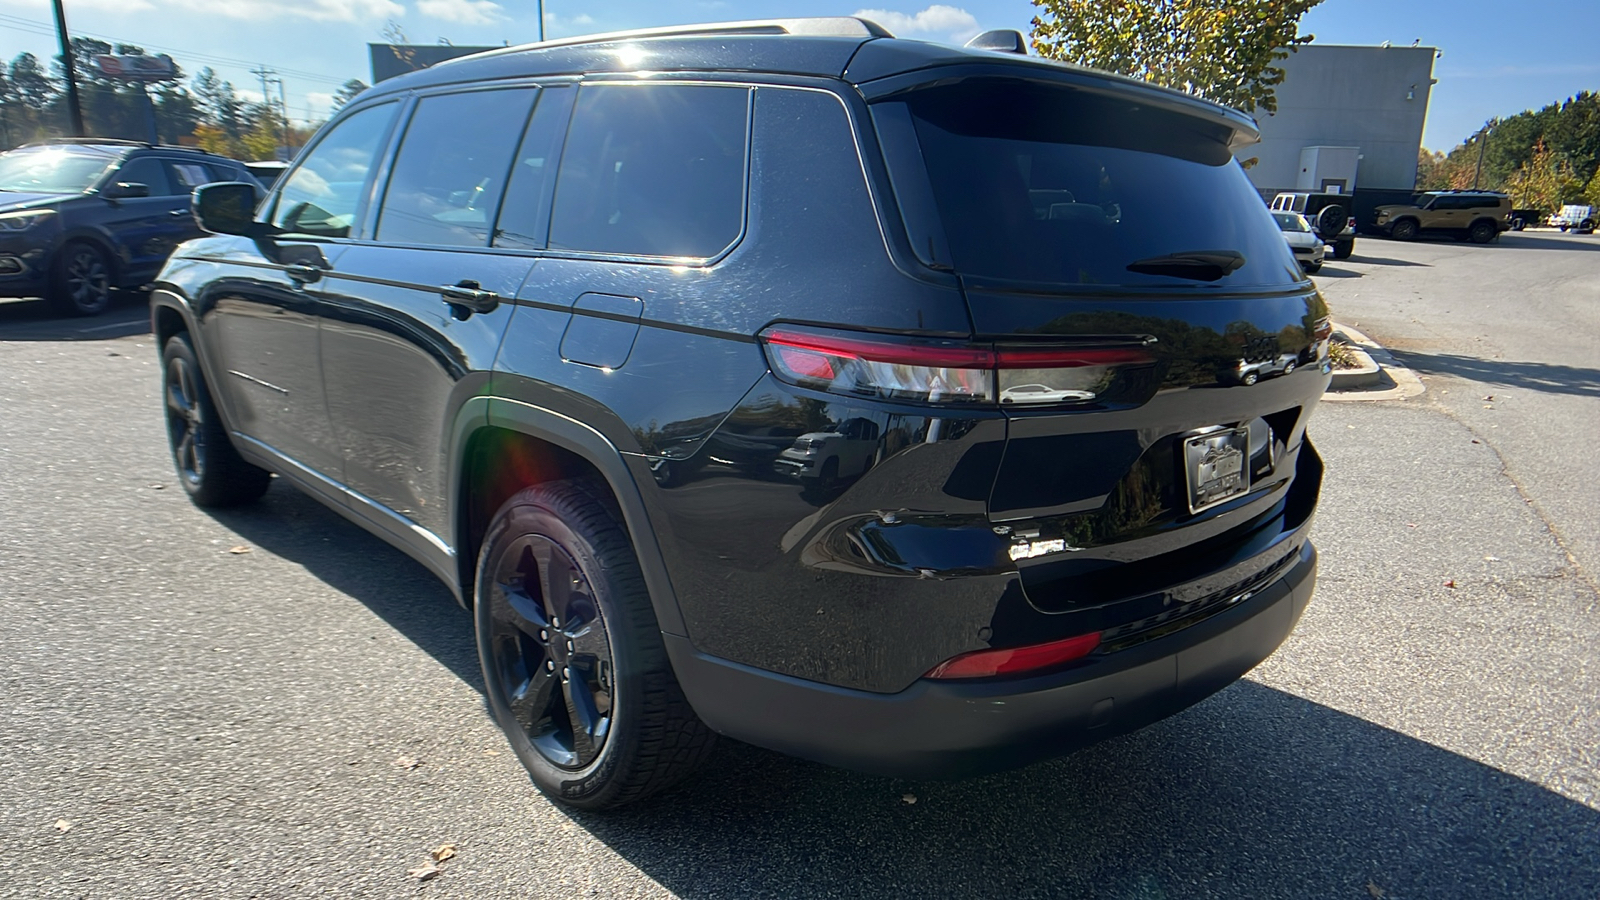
[440,280,500,318]
[168,208,187,217]
[285,263,325,285]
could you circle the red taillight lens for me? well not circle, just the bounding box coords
[925,632,1102,680]
[760,327,1153,407]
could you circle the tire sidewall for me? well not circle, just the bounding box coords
[54,242,113,316]
[1392,220,1418,241]
[162,335,215,500]
[474,494,638,807]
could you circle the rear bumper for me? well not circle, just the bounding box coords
[668,540,1316,779]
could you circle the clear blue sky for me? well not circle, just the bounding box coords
[0,0,1594,149]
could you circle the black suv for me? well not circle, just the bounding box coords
[153,18,1328,810]
[0,139,258,316]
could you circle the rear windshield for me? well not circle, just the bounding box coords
[873,79,1301,290]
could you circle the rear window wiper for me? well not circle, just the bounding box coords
[1125,250,1245,282]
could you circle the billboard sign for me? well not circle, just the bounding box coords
[93,54,178,83]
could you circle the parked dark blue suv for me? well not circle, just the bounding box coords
[0,139,258,316]
[153,18,1329,810]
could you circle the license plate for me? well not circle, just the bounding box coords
[1184,427,1250,513]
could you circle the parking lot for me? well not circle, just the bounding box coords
[2,231,1597,898]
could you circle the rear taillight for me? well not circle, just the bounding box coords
[925,632,1102,679]
[760,327,1152,407]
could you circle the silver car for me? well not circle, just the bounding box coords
[1273,211,1327,273]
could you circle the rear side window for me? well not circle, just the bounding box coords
[548,83,749,259]
[165,160,222,193]
[376,88,538,247]
[874,79,1301,289]
[273,102,398,238]
[493,87,574,251]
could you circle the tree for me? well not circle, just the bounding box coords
[1502,138,1584,212]
[193,67,245,138]
[1030,0,1325,114]
[331,79,369,111]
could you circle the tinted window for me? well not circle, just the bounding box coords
[273,102,397,238]
[112,157,174,196]
[166,160,219,193]
[493,87,573,250]
[549,84,749,258]
[875,79,1301,289]
[376,88,537,247]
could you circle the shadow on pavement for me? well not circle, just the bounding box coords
[576,682,1600,898]
[1394,350,1600,398]
[1346,253,1430,267]
[1498,234,1600,252]
[0,292,151,341]
[208,480,483,691]
[1312,265,1361,279]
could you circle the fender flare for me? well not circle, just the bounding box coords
[449,395,688,637]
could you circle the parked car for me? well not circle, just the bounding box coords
[1509,207,1546,231]
[775,416,881,490]
[1272,211,1327,273]
[1549,204,1596,233]
[1372,190,1511,243]
[153,17,1328,810]
[0,139,261,316]
[1269,192,1355,258]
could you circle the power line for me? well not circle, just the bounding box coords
[0,12,351,86]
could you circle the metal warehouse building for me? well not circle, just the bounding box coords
[1245,44,1438,215]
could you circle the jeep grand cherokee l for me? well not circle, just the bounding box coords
[151,18,1328,810]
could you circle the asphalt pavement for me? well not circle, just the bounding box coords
[2,248,1597,898]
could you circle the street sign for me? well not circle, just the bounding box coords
[92,54,177,82]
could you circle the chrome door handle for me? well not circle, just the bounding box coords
[168,208,187,216]
[440,280,500,317]
[285,263,324,285]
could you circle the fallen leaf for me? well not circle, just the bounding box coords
[54,819,72,833]
[1367,881,1386,899]
[393,756,421,770]
[408,862,441,882]
[1444,579,1456,589]
[431,843,457,863]
[1483,404,1494,409]
[482,749,500,757]
[1484,555,1500,562]
[901,793,917,805]
[1405,522,1418,528]
[227,545,251,555]
[149,484,165,490]
[1470,439,1480,444]
[1482,395,1494,401]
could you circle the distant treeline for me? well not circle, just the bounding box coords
[1419,91,1600,212]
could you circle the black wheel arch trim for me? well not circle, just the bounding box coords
[56,228,124,285]
[455,395,688,637]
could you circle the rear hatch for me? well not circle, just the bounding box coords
[868,74,1328,620]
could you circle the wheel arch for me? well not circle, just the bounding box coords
[450,397,687,637]
[55,228,125,285]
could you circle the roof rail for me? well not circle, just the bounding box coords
[463,17,893,61]
[22,137,151,148]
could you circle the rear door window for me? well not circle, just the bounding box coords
[272,102,398,238]
[375,88,538,248]
[548,83,750,259]
[492,87,574,251]
[111,157,174,196]
[873,79,1301,289]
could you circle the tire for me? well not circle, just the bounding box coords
[1283,361,1297,377]
[50,241,114,317]
[1511,218,1525,231]
[1303,261,1322,274]
[1581,219,1596,235]
[1468,220,1497,244]
[1389,219,1419,241]
[1332,239,1354,260]
[162,333,272,507]
[475,479,715,810]
[1241,371,1259,386]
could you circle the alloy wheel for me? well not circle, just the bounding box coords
[65,247,111,313]
[165,355,205,485]
[487,534,615,769]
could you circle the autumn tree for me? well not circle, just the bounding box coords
[1502,138,1584,212]
[1030,0,1324,114]
[331,79,369,111]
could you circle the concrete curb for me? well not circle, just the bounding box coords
[1321,322,1426,402]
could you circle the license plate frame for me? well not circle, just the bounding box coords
[1183,426,1250,513]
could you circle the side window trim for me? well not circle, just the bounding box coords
[263,98,402,240]
[487,84,576,252]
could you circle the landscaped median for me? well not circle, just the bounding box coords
[1323,323,1426,401]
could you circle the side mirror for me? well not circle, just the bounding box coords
[193,182,260,236]
[105,181,150,199]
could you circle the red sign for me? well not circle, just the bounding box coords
[92,54,178,82]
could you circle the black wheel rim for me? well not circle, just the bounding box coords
[164,355,204,485]
[487,534,614,770]
[65,248,110,312]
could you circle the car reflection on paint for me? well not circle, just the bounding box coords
[774,416,881,490]
[1226,352,1300,386]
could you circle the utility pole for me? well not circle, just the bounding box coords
[273,77,292,158]
[250,65,278,151]
[1472,125,1490,190]
[50,0,86,136]
[537,0,545,41]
